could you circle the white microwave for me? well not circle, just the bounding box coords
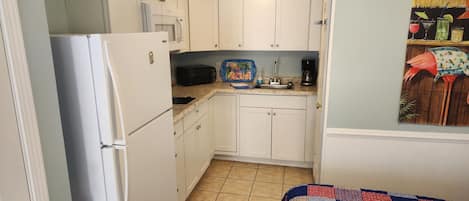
[141,2,186,51]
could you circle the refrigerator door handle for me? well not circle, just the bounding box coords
[114,145,129,201]
[103,41,127,146]
[104,42,129,201]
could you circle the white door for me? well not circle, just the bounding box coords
[243,0,276,50]
[0,31,31,201]
[211,94,238,153]
[275,0,311,50]
[189,0,219,51]
[240,107,272,158]
[175,135,186,201]
[126,111,177,201]
[271,109,306,161]
[95,33,172,136]
[183,123,199,193]
[219,0,244,50]
[308,0,324,51]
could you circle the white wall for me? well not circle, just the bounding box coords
[17,1,72,201]
[44,0,69,33]
[321,0,469,200]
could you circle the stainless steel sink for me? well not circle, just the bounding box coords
[259,84,291,89]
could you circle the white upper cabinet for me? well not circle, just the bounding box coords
[219,0,244,50]
[309,0,323,51]
[243,0,277,50]
[275,0,311,50]
[189,0,219,51]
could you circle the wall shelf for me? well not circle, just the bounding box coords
[407,40,469,47]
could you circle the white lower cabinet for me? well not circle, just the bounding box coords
[174,134,186,201]
[240,107,272,158]
[271,109,306,161]
[210,94,238,154]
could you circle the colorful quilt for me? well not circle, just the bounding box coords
[282,184,444,201]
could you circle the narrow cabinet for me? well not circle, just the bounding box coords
[183,124,199,194]
[275,0,311,50]
[174,134,186,201]
[189,0,219,51]
[243,0,276,50]
[210,94,238,154]
[271,109,306,161]
[240,107,272,158]
[219,0,244,50]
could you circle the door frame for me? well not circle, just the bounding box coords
[0,1,50,201]
[313,0,336,183]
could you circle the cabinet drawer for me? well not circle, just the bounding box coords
[240,95,306,109]
[184,101,209,130]
[174,120,184,139]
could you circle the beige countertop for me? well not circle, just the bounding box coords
[172,82,317,122]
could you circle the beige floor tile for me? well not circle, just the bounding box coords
[221,179,253,196]
[195,176,226,192]
[228,167,257,181]
[205,165,232,178]
[255,168,284,184]
[232,161,259,169]
[216,193,249,201]
[251,182,283,199]
[187,190,218,201]
[212,159,234,168]
[249,197,278,201]
[284,167,313,185]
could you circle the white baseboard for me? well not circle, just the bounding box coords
[214,154,313,168]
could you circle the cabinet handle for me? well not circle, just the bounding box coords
[173,131,177,136]
[196,109,199,113]
[214,44,218,48]
[196,124,201,130]
[267,112,271,116]
[270,44,274,48]
[273,112,276,116]
[175,153,178,158]
[238,44,242,48]
[276,44,279,47]
[176,188,179,192]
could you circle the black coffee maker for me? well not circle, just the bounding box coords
[301,59,317,86]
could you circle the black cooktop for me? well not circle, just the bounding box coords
[172,96,196,104]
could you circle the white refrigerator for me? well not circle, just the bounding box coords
[50,33,177,201]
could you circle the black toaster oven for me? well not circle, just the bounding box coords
[176,65,217,86]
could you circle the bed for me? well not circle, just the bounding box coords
[282,184,444,201]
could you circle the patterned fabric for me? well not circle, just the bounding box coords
[429,47,469,80]
[282,184,445,201]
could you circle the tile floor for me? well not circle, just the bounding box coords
[186,159,314,201]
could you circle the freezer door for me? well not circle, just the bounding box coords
[90,33,172,143]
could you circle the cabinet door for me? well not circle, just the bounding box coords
[243,0,276,50]
[271,109,306,161]
[211,95,238,153]
[309,0,323,51]
[183,125,198,193]
[219,0,244,50]
[275,0,310,50]
[196,115,212,175]
[240,107,272,158]
[175,135,186,201]
[189,0,219,51]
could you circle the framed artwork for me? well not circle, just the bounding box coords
[400,0,469,126]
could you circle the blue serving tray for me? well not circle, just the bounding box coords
[220,59,256,82]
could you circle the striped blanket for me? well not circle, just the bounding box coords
[282,184,444,201]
